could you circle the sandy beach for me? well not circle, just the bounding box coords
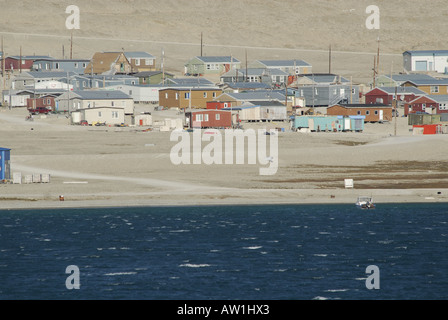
[1,106,447,210]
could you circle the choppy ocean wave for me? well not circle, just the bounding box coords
[0,203,447,300]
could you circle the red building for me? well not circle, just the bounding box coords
[206,101,237,110]
[404,96,437,116]
[186,110,232,128]
[26,95,57,112]
[365,87,425,105]
[3,55,53,72]
[404,95,448,115]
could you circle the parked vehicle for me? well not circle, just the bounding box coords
[28,107,50,115]
[80,120,89,126]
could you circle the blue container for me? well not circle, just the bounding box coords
[0,148,11,180]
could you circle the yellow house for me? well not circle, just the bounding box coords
[402,79,448,95]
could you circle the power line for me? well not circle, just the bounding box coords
[0,31,402,57]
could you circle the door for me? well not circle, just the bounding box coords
[344,118,351,131]
[415,60,428,71]
[308,118,315,131]
[379,110,384,121]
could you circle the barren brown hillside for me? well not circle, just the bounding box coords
[1,0,448,82]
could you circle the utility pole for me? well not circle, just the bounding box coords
[329,44,332,74]
[245,49,248,82]
[1,36,4,78]
[70,31,73,59]
[373,56,376,88]
[161,48,165,84]
[200,32,203,57]
[19,46,22,73]
[394,85,398,136]
[376,36,380,76]
[350,76,353,104]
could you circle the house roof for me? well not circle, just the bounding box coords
[333,103,392,108]
[0,147,11,151]
[427,94,448,103]
[403,79,448,86]
[124,52,155,59]
[373,86,427,95]
[246,100,286,107]
[404,50,448,56]
[18,71,78,79]
[221,91,286,101]
[389,74,437,82]
[195,56,240,64]
[134,71,174,77]
[223,82,271,90]
[299,74,350,83]
[69,90,132,100]
[7,55,53,60]
[256,59,311,67]
[165,77,215,86]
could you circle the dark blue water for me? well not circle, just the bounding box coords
[0,203,447,300]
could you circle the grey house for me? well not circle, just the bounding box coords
[32,59,90,74]
[291,84,360,107]
[249,59,312,75]
[220,68,289,86]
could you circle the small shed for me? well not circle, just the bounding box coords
[186,109,232,129]
[0,148,11,181]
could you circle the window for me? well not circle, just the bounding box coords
[216,114,220,120]
[74,63,78,68]
[196,114,203,122]
[165,93,168,99]
[204,114,209,122]
[111,101,115,107]
[374,110,379,115]
[357,110,361,115]
[224,103,228,108]
[185,92,190,99]
[55,63,60,69]
[431,86,439,93]
[422,103,426,110]
[98,111,102,117]
[203,92,207,98]
[135,59,140,66]
[83,63,87,68]
[213,92,216,98]
[145,59,152,65]
[366,110,370,115]
[175,93,179,100]
[112,111,119,119]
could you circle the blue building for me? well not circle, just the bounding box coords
[32,59,90,74]
[0,148,11,181]
[293,115,365,132]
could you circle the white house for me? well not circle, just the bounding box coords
[80,107,125,125]
[55,90,134,114]
[403,50,448,74]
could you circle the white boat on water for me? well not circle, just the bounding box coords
[356,196,375,209]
